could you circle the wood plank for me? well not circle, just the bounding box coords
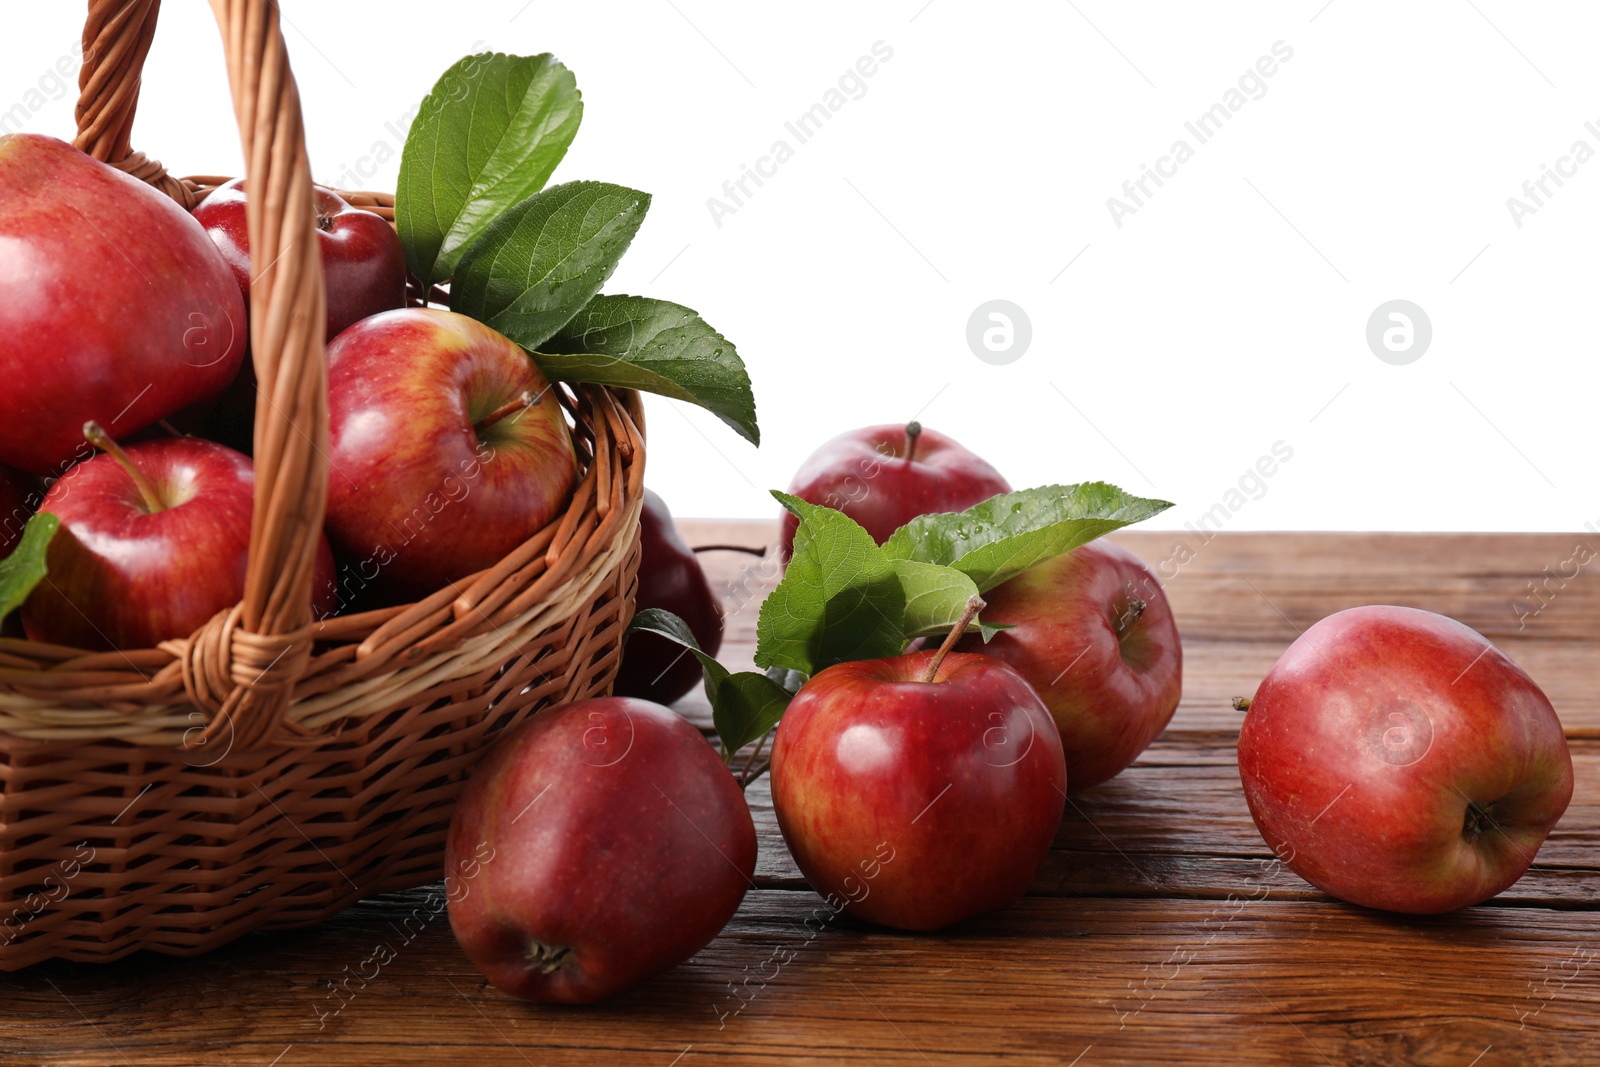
[6,889,1598,1066]
[0,531,1594,1065]
[679,522,1600,643]
[681,524,1600,731]
[681,634,1600,738]
[740,741,1600,906]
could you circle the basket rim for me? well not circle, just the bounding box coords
[0,382,644,751]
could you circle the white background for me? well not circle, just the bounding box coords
[4,1,1596,531]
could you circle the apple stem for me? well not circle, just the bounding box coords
[1113,597,1146,638]
[1232,696,1252,712]
[923,594,985,683]
[1463,802,1494,842]
[83,421,165,514]
[474,391,535,435]
[904,420,922,464]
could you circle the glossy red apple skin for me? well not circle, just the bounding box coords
[21,438,336,651]
[193,177,408,343]
[1237,605,1573,914]
[771,651,1066,931]
[194,179,409,455]
[0,134,247,475]
[614,490,724,703]
[446,697,757,1004]
[956,541,1182,790]
[324,308,577,597]
[0,466,41,560]
[780,424,1010,560]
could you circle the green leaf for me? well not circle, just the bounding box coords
[755,492,905,676]
[625,608,793,756]
[881,483,1173,592]
[711,672,794,755]
[0,513,58,622]
[537,295,759,445]
[450,181,650,350]
[891,559,984,639]
[626,607,729,702]
[397,52,583,285]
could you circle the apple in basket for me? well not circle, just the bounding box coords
[193,177,409,343]
[446,696,757,1003]
[22,425,336,651]
[0,465,40,560]
[322,308,578,599]
[0,134,247,475]
[192,178,410,453]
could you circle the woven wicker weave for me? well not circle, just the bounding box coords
[0,0,644,969]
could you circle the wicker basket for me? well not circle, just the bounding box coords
[0,0,644,969]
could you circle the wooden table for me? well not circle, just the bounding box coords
[4,527,1597,1065]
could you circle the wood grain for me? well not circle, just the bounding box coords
[1,528,1596,1066]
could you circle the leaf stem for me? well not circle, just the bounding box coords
[923,594,984,683]
[83,421,165,514]
[739,729,773,788]
[693,544,769,557]
[741,759,771,788]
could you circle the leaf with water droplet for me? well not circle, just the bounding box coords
[537,293,759,444]
[451,181,649,349]
[881,483,1173,592]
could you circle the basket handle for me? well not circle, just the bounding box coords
[74,0,330,752]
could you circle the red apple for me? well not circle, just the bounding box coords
[193,177,408,343]
[614,489,724,703]
[193,178,409,455]
[780,421,1010,560]
[955,540,1182,790]
[770,634,1066,931]
[1237,605,1573,914]
[22,426,336,651]
[323,308,577,597]
[0,465,40,560]
[446,696,757,1003]
[0,134,246,475]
